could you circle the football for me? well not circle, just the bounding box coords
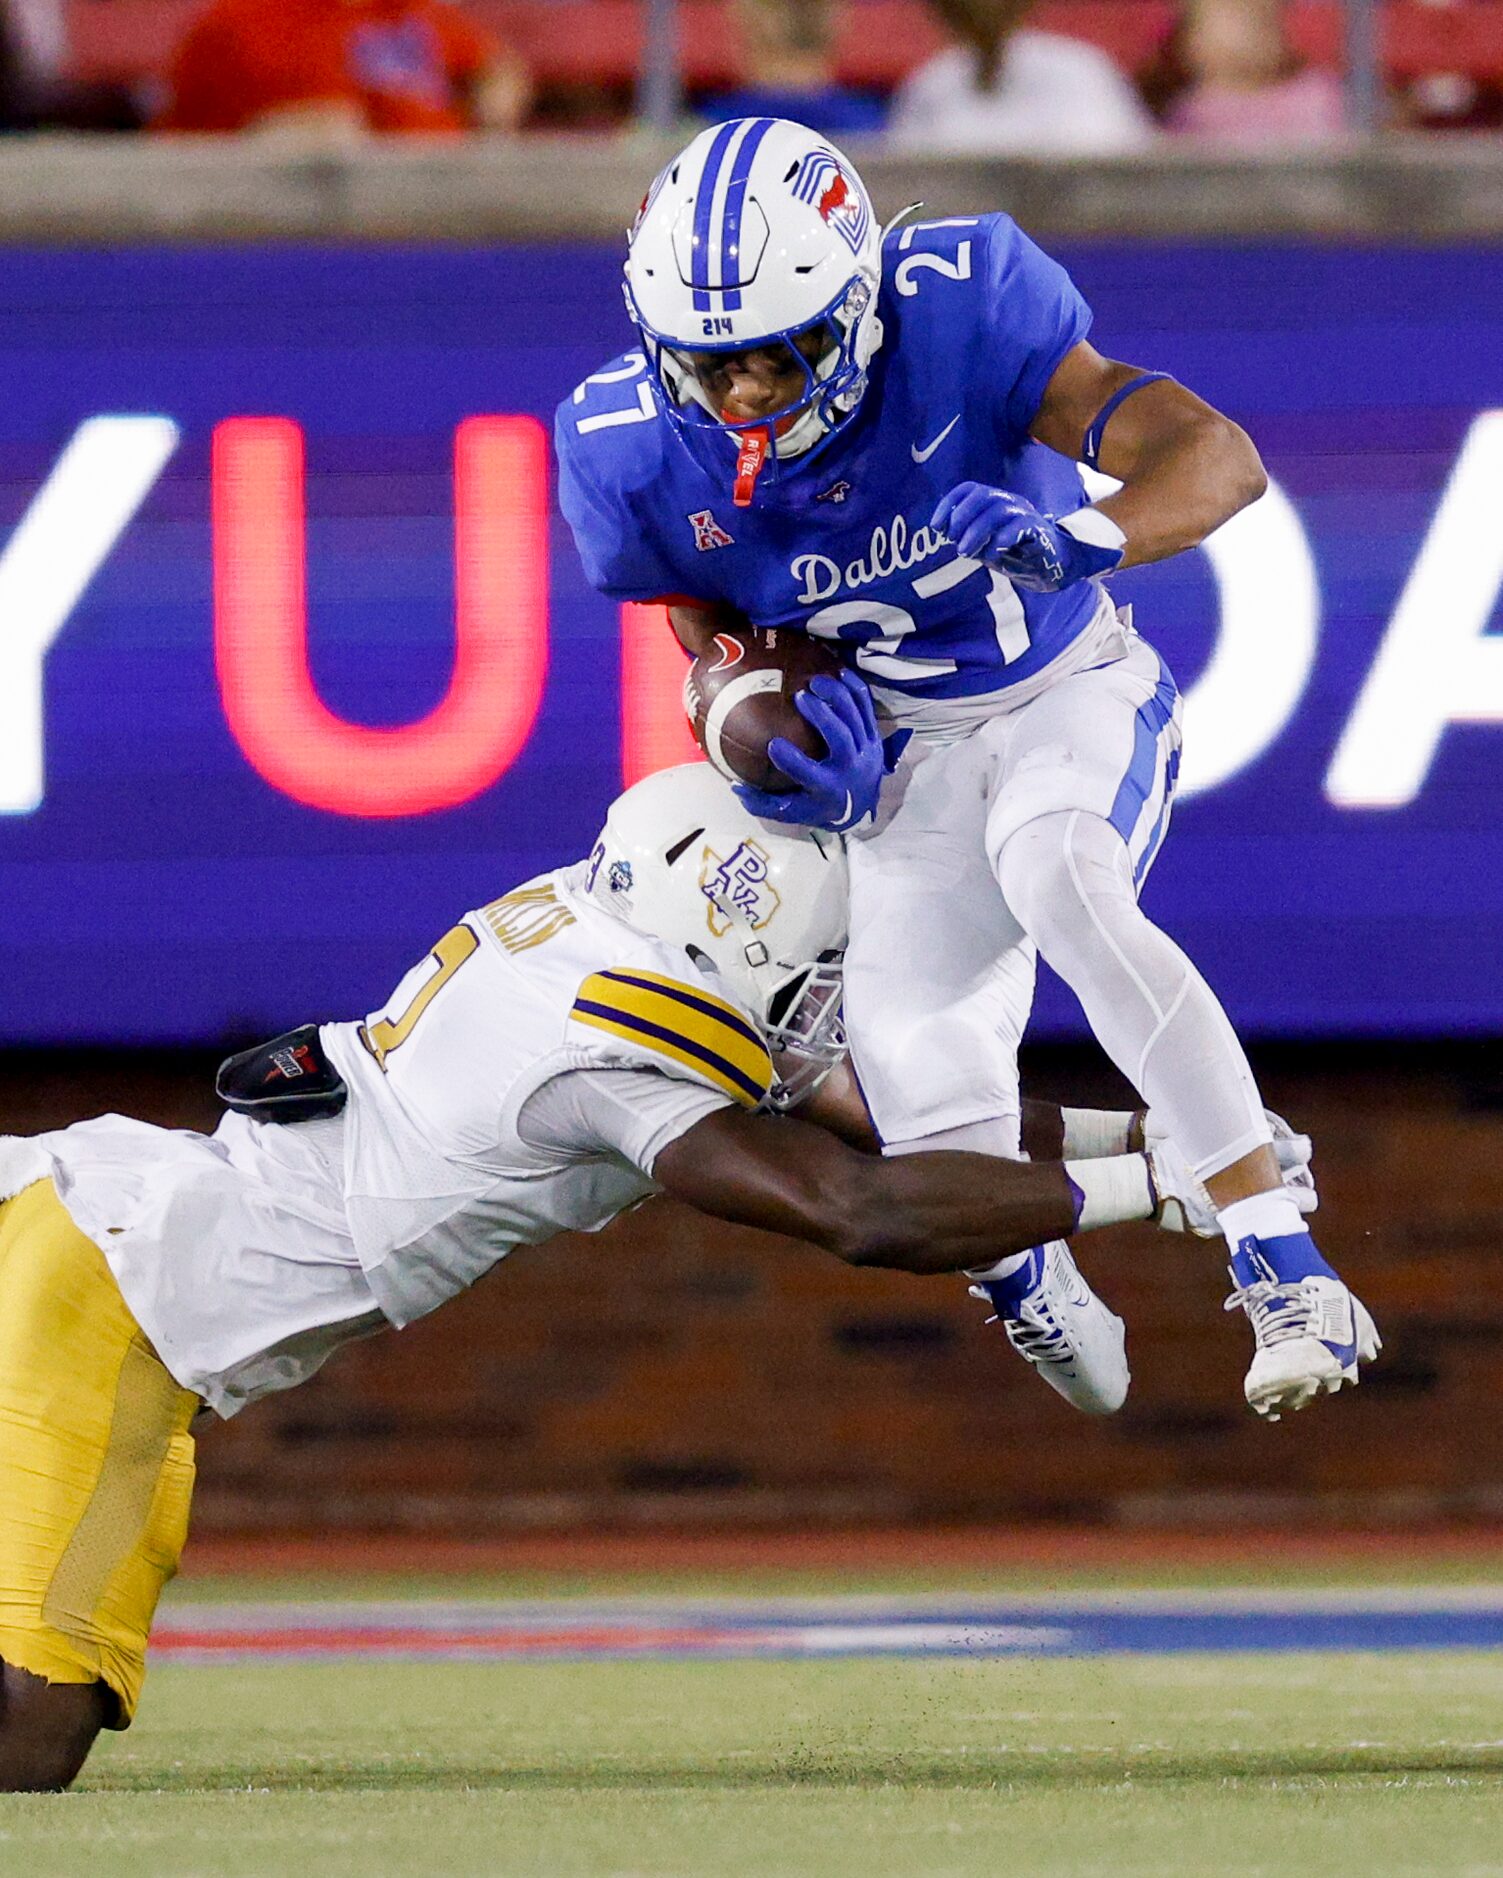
[684,627,846,792]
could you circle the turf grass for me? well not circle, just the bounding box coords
[3,1648,1501,1876]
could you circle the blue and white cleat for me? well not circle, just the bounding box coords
[970,1240,1129,1416]
[1224,1233,1381,1422]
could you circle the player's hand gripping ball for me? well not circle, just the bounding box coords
[685,630,902,832]
[932,482,1126,594]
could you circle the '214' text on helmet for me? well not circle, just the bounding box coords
[624,117,886,490]
[578,764,849,1110]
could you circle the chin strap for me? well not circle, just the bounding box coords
[880,200,925,244]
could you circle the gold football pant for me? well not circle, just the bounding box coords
[0,1179,197,1726]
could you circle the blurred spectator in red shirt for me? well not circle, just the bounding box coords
[1395,0,1503,132]
[700,0,886,139]
[888,0,1154,155]
[1140,0,1347,146]
[1,0,143,128]
[159,0,530,137]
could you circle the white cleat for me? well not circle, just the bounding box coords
[969,1240,1129,1415]
[1224,1233,1382,1421]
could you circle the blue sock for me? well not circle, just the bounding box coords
[979,1245,1046,1312]
[1229,1232,1340,1290]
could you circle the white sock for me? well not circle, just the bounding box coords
[1060,1107,1137,1159]
[1218,1189,1307,1251]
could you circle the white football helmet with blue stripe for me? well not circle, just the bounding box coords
[624,117,886,469]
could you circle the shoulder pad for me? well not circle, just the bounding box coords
[568,967,773,1110]
[878,214,990,327]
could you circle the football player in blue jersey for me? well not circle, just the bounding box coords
[555,116,1379,1423]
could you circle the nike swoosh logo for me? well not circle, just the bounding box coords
[911,415,960,464]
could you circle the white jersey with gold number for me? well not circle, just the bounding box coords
[0,868,772,1416]
[324,864,773,1325]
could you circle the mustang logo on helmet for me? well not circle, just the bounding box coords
[817,173,849,222]
[792,148,871,257]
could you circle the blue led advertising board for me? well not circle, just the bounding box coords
[0,241,1499,1044]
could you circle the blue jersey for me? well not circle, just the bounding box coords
[557,213,1100,704]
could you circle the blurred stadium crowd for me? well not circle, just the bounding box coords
[2,0,1502,143]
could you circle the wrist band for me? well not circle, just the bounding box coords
[1060,1107,1136,1160]
[1065,1154,1155,1232]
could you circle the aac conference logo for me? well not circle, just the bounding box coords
[1,409,1502,820]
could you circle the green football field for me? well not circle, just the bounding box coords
[4,1572,1503,1878]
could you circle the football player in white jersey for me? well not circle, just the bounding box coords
[0,765,1313,1790]
[555,116,1377,1428]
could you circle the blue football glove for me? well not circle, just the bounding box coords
[931,482,1126,594]
[734,669,903,833]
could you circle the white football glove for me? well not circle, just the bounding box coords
[1145,1107,1317,1238]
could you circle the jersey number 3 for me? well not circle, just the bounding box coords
[360,925,478,1069]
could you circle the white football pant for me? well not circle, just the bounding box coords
[845,621,1272,1181]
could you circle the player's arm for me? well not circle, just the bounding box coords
[790,1061,1131,1164]
[668,599,754,659]
[1030,341,1267,568]
[653,1105,1106,1274]
[524,1053,1156,1264]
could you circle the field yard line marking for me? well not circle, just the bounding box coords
[149,1595,1503,1664]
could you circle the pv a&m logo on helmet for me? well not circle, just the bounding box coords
[790,148,871,257]
[689,509,734,552]
[699,841,781,938]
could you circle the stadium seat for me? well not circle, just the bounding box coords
[59,2,1503,96]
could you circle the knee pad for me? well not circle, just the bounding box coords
[995,810,1136,958]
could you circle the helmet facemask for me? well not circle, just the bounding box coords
[762,954,847,1109]
[639,275,877,466]
[686,937,847,1112]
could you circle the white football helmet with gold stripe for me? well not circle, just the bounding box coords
[579,763,848,1107]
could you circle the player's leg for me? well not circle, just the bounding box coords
[843,738,1129,1414]
[0,1178,199,1788]
[0,1666,112,1792]
[844,736,1032,1151]
[983,635,1378,1418]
